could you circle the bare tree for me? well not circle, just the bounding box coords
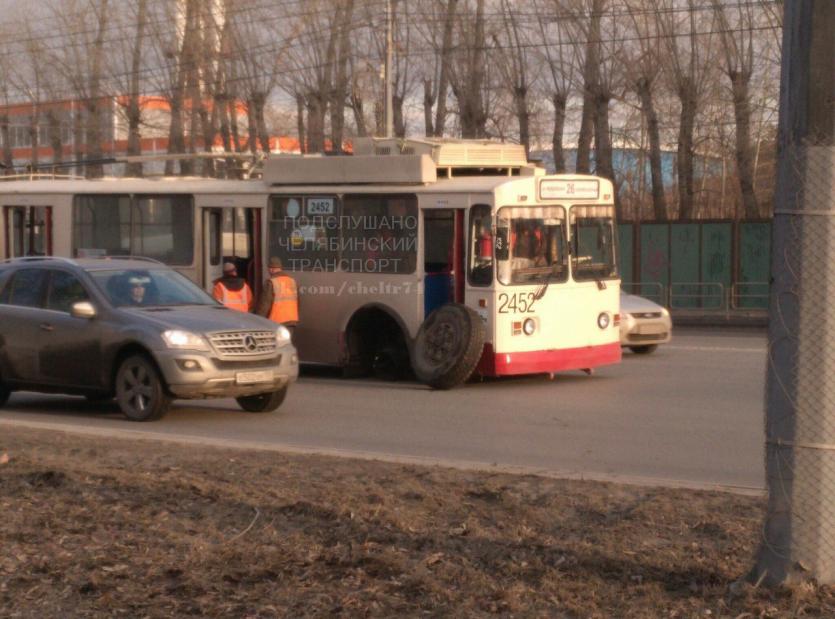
[712,0,759,218]
[573,0,605,174]
[448,0,488,138]
[533,0,574,173]
[494,0,533,156]
[656,0,717,219]
[625,0,668,220]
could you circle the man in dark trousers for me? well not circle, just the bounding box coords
[255,257,299,337]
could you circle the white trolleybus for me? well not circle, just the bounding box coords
[0,138,621,388]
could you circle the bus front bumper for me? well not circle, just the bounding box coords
[475,342,621,377]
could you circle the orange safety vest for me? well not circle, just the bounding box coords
[213,281,253,313]
[268,274,299,324]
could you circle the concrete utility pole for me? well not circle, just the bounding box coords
[751,0,835,586]
[385,0,394,138]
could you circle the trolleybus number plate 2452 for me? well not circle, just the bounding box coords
[498,292,537,314]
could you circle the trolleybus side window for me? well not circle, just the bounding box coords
[468,204,493,286]
[341,194,417,274]
[496,206,568,286]
[268,195,339,271]
[72,194,194,265]
[570,206,617,281]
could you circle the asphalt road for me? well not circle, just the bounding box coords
[0,327,768,491]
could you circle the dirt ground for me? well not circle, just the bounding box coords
[1,426,833,618]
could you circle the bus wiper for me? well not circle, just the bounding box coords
[534,267,562,300]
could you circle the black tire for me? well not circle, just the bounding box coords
[0,380,10,408]
[629,345,658,355]
[412,303,486,390]
[236,387,288,413]
[115,355,172,421]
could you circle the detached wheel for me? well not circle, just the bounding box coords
[412,303,485,390]
[115,355,172,421]
[629,345,658,355]
[237,387,287,413]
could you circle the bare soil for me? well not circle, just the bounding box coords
[1,426,833,618]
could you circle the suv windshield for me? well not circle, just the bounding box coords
[570,206,618,281]
[90,269,217,307]
[495,206,568,285]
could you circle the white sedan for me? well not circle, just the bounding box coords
[619,292,672,354]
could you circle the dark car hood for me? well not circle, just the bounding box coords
[120,305,278,334]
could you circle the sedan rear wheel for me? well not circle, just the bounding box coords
[236,387,287,413]
[629,345,658,355]
[115,355,171,421]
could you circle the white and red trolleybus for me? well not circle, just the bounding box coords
[0,138,621,388]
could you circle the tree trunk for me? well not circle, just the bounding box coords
[47,110,63,167]
[246,99,258,154]
[73,105,84,177]
[677,80,697,219]
[636,77,667,221]
[576,0,603,174]
[594,90,619,217]
[125,0,146,178]
[126,101,143,177]
[434,0,458,137]
[730,72,759,218]
[515,86,530,158]
[393,94,406,138]
[28,113,39,171]
[295,93,306,153]
[254,94,270,153]
[349,86,366,139]
[166,96,186,175]
[458,0,486,138]
[330,0,354,154]
[85,0,108,178]
[307,93,326,154]
[552,93,567,173]
[0,115,13,173]
[423,78,434,137]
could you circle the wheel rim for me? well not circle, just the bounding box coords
[119,363,154,416]
[424,320,460,364]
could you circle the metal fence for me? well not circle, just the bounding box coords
[618,220,771,311]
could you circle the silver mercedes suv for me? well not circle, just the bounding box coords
[0,257,298,421]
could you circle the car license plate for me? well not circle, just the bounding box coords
[637,324,666,335]
[236,370,274,385]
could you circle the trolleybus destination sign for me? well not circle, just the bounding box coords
[539,179,599,200]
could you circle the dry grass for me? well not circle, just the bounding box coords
[1,426,833,618]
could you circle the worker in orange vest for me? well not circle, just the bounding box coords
[255,257,299,337]
[212,262,253,313]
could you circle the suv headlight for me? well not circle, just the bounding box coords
[162,330,210,351]
[276,325,292,347]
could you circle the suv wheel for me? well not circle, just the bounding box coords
[236,387,287,413]
[115,355,172,421]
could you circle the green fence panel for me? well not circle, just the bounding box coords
[639,224,669,304]
[617,223,633,285]
[669,223,700,308]
[739,222,771,309]
[700,223,732,309]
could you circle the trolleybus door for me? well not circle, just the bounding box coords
[422,208,464,317]
[3,206,53,258]
[202,207,262,296]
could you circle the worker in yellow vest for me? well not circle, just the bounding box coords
[255,257,299,337]
[212,262,253,313]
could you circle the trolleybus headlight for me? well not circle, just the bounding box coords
[523,318,536,336]
[276,325,292,347]
[597,312,611,330]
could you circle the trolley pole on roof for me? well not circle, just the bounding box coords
[385,0,394,138]
[751,0,835,586]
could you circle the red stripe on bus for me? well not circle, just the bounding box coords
[475,342,621,377]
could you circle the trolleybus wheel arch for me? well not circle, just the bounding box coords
[412,303,485,390]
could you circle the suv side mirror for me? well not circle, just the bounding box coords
[71,301,97,319]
